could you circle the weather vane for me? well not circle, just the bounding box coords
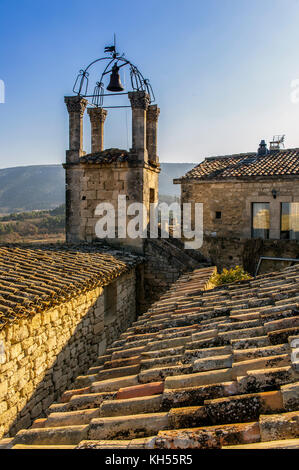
[72,35,155,108]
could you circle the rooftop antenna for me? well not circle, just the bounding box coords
[270,135,285,151]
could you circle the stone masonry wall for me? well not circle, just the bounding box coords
[181,178,299,239]
[180,178,299,273]
[66,161,159,254]
[0,269,136,439]
[142,238,200,311]
[201,235,299,274]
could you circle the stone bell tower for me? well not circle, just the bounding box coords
[63,88,160,253]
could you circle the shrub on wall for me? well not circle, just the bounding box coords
[211,265,253,286]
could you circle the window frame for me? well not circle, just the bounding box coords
[251,202,270,240]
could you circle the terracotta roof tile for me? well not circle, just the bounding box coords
[0,243,142,329]
[176,148,299,181]
[3,263,299,449]
[80,148,129,164]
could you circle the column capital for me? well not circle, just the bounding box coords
[128,91,150,110]
[64,96,88,116]
[87,107,108,123]
[147,104,160,122]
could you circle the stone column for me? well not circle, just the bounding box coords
[87,107,108,153]
[128,91,150,162]
[146,104,160,163]
[64,96,88,163]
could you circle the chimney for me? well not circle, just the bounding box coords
[257,139,269,156]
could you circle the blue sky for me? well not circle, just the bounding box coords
[1,0,299,168]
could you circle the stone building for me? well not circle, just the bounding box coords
[63,90,202,305]
[64,91,160,254]
[174,140,299,273]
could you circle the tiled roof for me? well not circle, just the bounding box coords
[0,244,142,329]
[80,148,129,164]
[5,264,299,449]
[175,148,299,182]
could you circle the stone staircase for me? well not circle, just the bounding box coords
[1,264,299,449]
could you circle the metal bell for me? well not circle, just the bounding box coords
[107,64,124,92]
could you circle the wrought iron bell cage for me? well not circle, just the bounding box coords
[72,42,155,108]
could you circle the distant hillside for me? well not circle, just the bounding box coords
[0,163,196,214]
[0,165,65,213]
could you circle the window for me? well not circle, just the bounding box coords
[149,188,155,204]
[252,203,270,239]
[281,203,299,240]
[215,211,222,219]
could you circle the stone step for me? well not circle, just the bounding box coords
[0,438,14,449]
[97,364,141,381]
[100,395,163,417]
[218,319,262,332]
[96,354,112,366]
[260,309,295,323]
[32,418,47,428]
[264,316,299,333]
[48,391,116,413]
[12,444,77,449]
[90,374,139,393]
[168,405,209,428]
[67,391,117,411]
[60,387,91,403]
[12,425,89,446]
[88,412,169,440]
[219,326,265,342]
[140,355,183,369]
[146,336,189,351]
[281,381,299,411]
[112,346,146,360]
[231,354,290,379]
[87,365,104,375]
[117,381,164,399]
[233,343,290,362]
[259,410,299,441]
[165,368,233,390]
[141,346,184,359]
[204,390,283,424]
[125,333,158,344]
[191,328,218,342]
[193,354,233,372]
[103,356,141,369]
[222,438,299,449]
[230,312,261,321]
[155,421,261,449]
[138,364,193,383]
[185,346,232,362]
[72,374,98,389]
[118,339,149,349]
[268,327,299,345]
[45,408,100,427]
[162,381,238,408]
[76,436,157,449]
[237,366,295,394]
[231,335,271,350]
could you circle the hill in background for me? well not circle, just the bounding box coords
[0,163,196,214]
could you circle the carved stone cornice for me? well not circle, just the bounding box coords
[87,107,108,123]
[128,91,150,110]
[64,96,88,116]
[147,104,160,122]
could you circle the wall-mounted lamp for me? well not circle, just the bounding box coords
[272,188,278,199]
